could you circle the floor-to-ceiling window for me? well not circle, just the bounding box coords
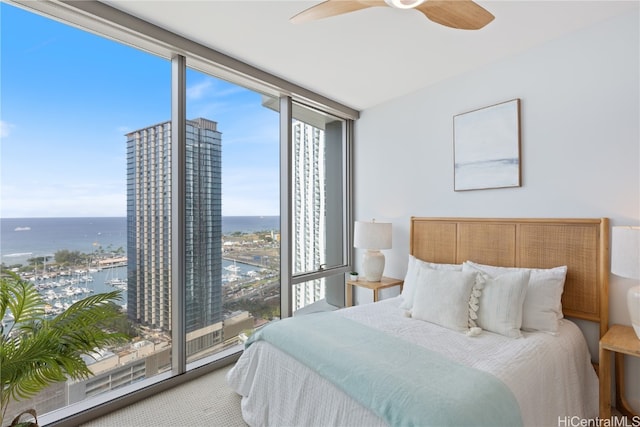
[0,3,175,419]
[1,1,354,424]
[184,68,280,365]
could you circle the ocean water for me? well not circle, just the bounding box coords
[1,216,279,266]
[1,217,126,265]
[220,216,280,235]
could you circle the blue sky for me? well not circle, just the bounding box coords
[0,3,280,218]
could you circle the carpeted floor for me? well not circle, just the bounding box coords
[82,365,247,427]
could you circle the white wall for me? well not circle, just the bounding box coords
[354,10,640,411]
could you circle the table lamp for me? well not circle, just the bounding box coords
[354,220,392,282]
[611,226,640,339]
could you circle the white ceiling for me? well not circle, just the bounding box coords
[105,1,638,112]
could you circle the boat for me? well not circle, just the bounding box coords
[223,273,241,283]
[106,278,127,287]
[225,260,241,273]
[104,266,126,287]
[14,226,31,231]
[113,283,127,291]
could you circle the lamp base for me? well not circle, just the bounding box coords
[362,250,385,282]
[628,285,640,339]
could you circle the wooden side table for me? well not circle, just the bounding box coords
[345,276,403,307]
[599,324,640,419]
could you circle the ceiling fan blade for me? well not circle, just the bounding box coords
[416,0,494,30]
[290,1,375,24]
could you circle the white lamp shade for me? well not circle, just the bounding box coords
[354,221,392,250]
[612,226,640,280]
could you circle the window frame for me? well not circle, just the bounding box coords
[288,101,354,315]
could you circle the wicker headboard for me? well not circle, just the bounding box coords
[410,217,610,337]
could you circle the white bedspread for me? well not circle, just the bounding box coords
[227,297,598,426]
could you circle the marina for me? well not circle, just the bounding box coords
[8,257,265,318]
[26,266,127,317]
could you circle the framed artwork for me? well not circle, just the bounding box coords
[453,99,521,191]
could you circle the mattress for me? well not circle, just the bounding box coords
[227,297,598,426]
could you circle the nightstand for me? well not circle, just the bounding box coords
[345,276,403,307]
[599,324,640,419]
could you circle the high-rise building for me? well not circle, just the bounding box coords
[292,120,326,311]
[126,118,222,334]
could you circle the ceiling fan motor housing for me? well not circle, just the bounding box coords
[384,0,425,9]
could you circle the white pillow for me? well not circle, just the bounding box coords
[463,261,567,333]
[399,255,461,310]
[462,265,530,338]
[411,266,478,332]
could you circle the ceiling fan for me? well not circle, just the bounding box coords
[290,0,495,30]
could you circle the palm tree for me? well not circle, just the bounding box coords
[0,270,126,424]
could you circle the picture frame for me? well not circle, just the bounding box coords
[453,99,521,191]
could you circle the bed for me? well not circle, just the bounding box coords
[227,217,609,426]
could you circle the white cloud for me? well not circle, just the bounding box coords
[187,78,245,102]
[187,80,213,100]
[0,120,14,138]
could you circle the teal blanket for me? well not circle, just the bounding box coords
[246,312,522,427]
